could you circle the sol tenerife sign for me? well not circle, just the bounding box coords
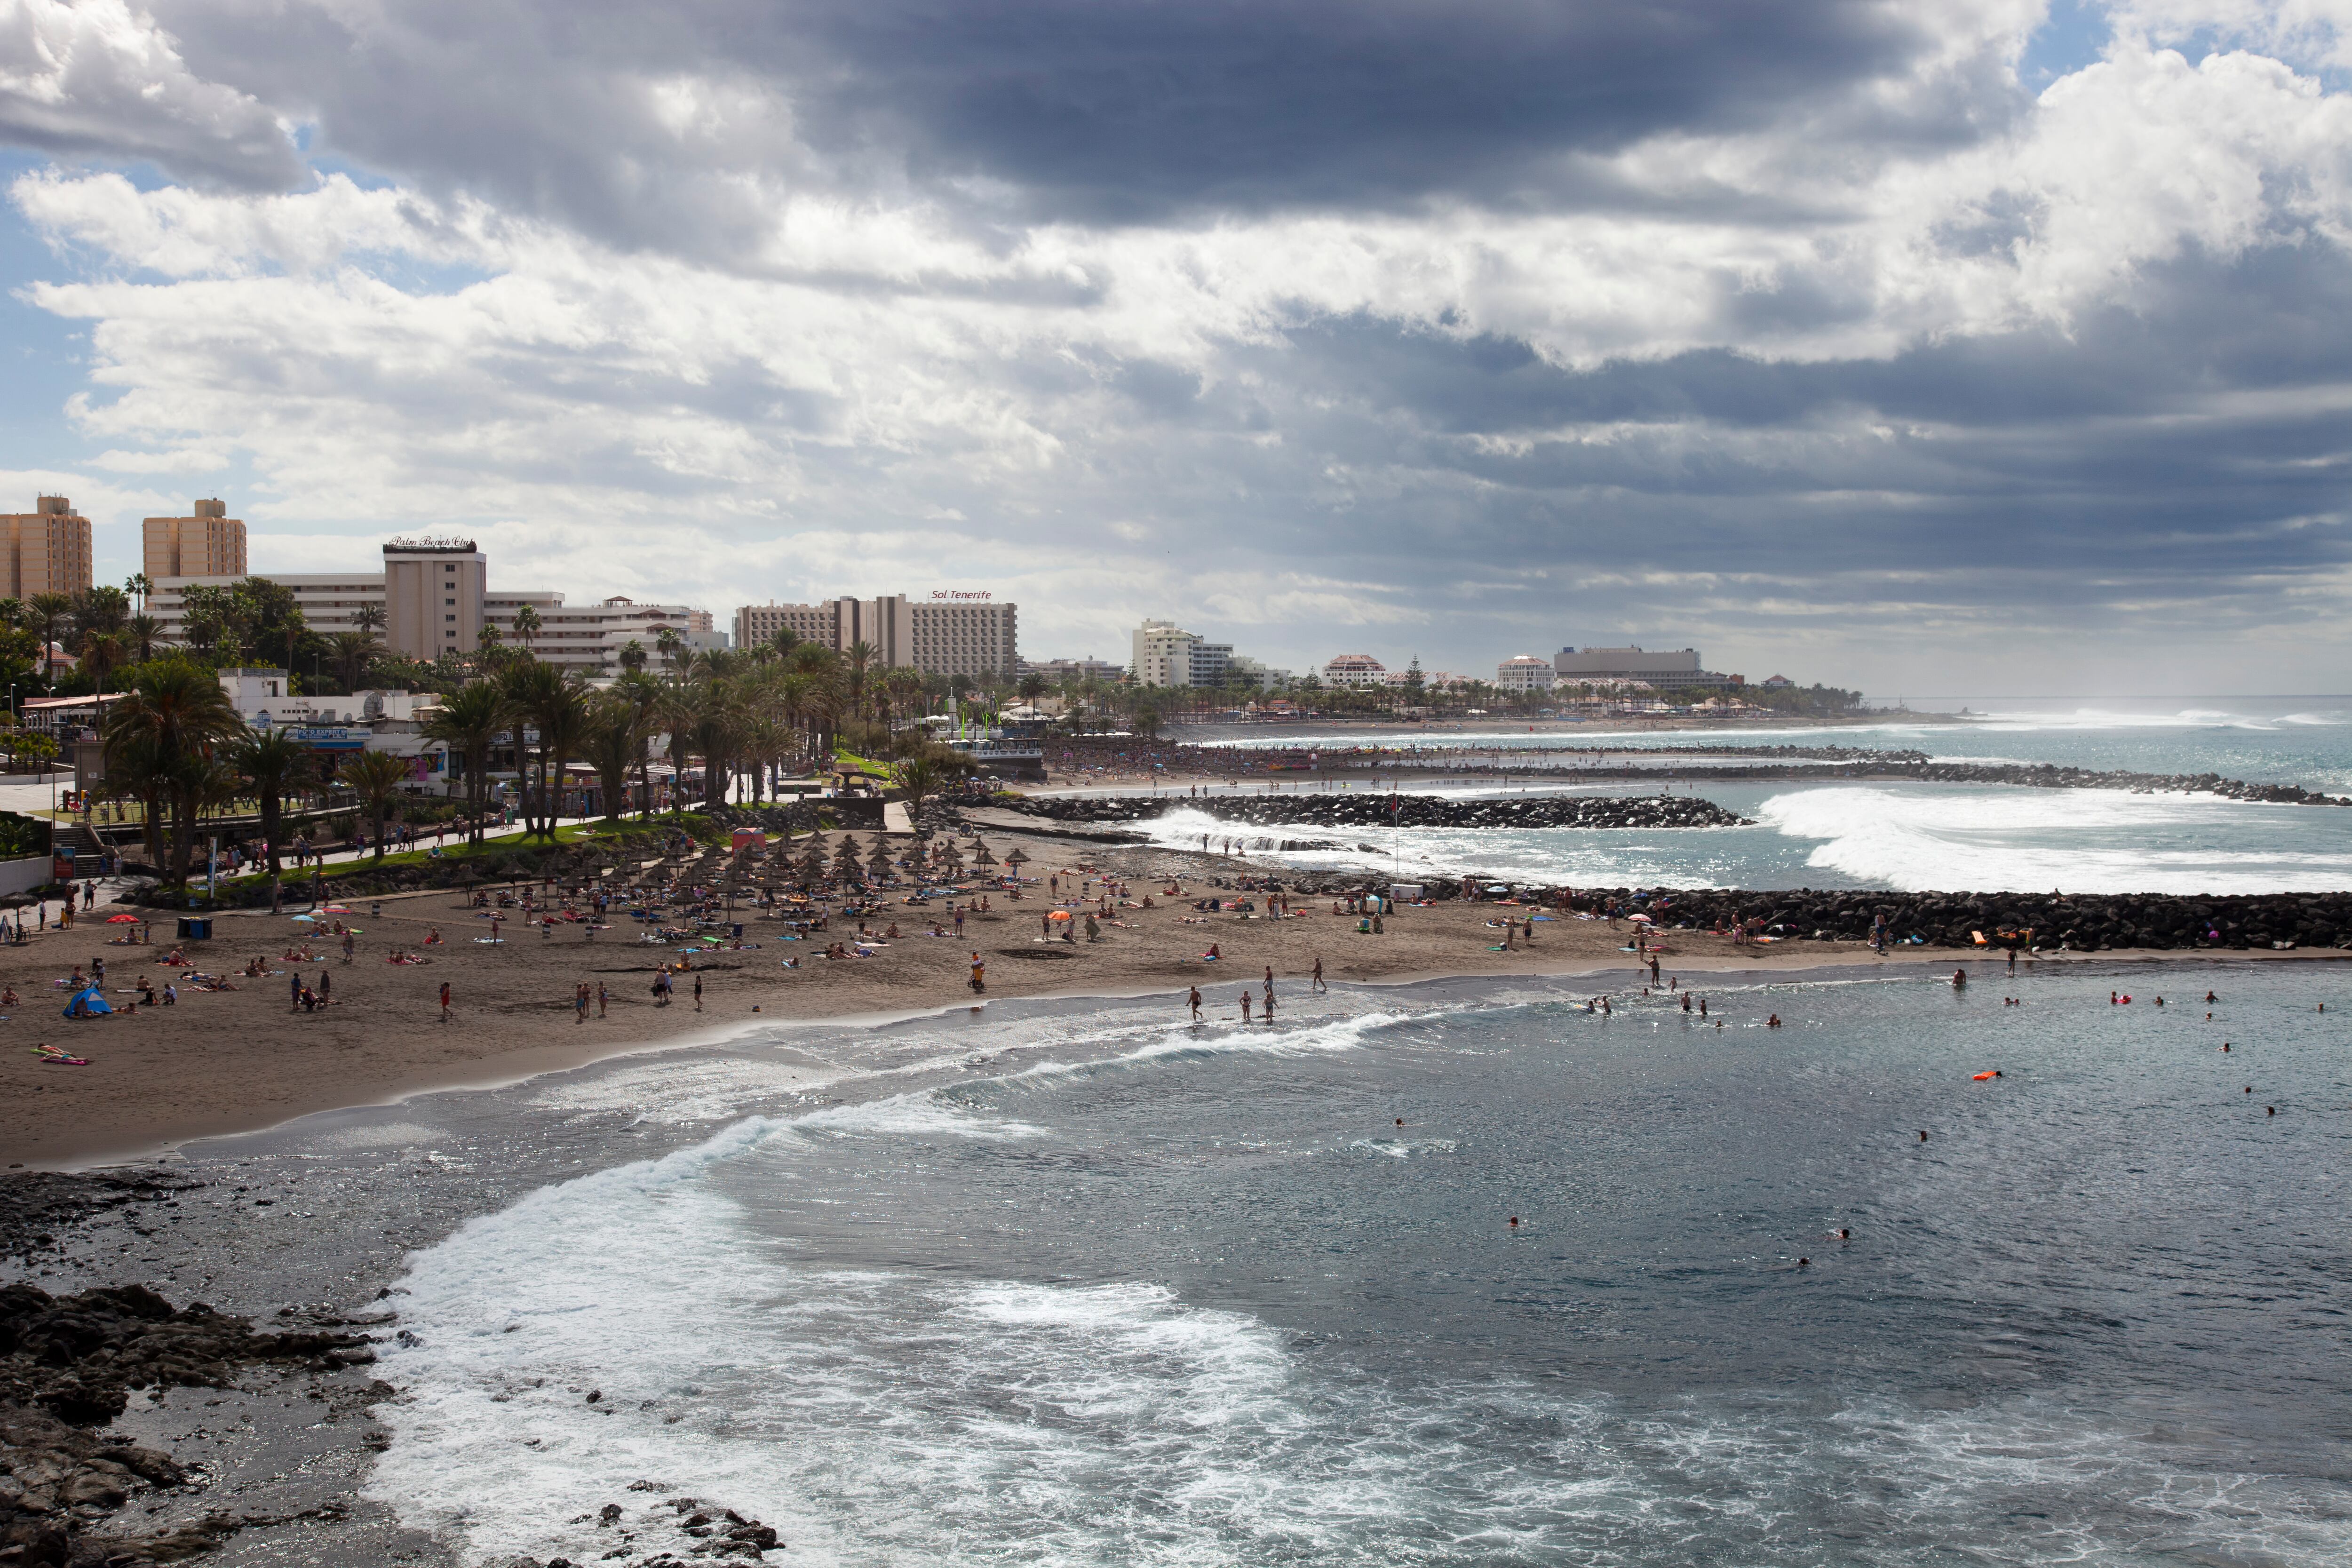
[930,590,993,601]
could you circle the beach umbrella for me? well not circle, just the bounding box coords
[1628,913,1653,924]
[970,841,998,867]
[1047,909,1073,922]
[1002,847,1030,866]
[105,914,140,924]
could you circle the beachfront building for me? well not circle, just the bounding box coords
[736,595,1019,682]
[1226,654,1291,690]
[0,495,93,599]
[485,590,717,675]
[141,499,246,581]
[1553,645,1740,689]
[1021,656,1126,685]
[1497,655,1555,693]
[1130,620,1235,687]
[1321,653,1387,688]
[146,536,719,677]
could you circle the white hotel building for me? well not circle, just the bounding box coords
[146,538,723,677]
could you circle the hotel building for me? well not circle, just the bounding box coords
[735,595,1018,682]
[0,495,93,599]
[142,499,246,580]
[147,535,719,677]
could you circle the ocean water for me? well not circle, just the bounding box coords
[1151,700,2352,892]
[368,969,2352,1566]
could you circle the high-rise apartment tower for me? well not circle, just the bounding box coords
[0,496,93,600]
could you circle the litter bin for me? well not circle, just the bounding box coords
[176,916,212,940]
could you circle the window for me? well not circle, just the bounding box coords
[446,613,457,622]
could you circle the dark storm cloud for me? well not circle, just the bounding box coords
[1073,236,2352,641]
[776,0,1934,220]
[140,0,1952,247]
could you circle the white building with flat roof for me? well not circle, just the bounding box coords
[1322,653,1387,688]
[1497,655,1555,692]
[147,539,717,678]
[737,595,1017,681]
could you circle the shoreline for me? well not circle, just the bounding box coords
[3,951,2341,1566]
[16,927,2342,1172]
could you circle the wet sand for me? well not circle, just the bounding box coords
[2,822,2339,1168]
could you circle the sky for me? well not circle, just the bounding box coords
[2,0,2351,697]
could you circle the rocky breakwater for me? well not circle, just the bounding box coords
[1003,792,1753,830]
[1578,888,2352,953]
[0,1278,374,1566]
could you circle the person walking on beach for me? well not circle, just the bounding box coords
[1240,990,1253,1023]
[342,929,356,964]
[1262,983,1276,1022]
[574,982,589,1024]
[439,980,451,1022]
[1311,956,1326,993]
[290,969,302,1011]
[969,953,986,994]
[318,969,331,1006]
[1188,985,1202,1021]
[596,981,608,1018]
[693,972,704,1011]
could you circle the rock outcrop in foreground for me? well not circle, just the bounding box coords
[0,1279,372,1567]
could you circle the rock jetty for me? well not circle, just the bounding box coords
[995,792,1752,830]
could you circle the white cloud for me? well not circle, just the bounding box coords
[5,5,2352,690]
[0,0,300,188]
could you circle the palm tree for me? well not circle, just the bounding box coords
[511,604,542,659]
[127,614,162,662]
[654,625,685,676]
[583,690,641,822]
[423,680,514,846]
[609,670,663,819]
[230,726,315,886]
[353,602,388,635]
[342,749,412,860]
[845,639,877,709]
[77,630,126,694]
[102,656,243,886]
[27,592,72,692]
[502,659,589,837]
[124,572,152,613]
[618,638,648,674]
[890,752,951,829]
[329,630,385,693]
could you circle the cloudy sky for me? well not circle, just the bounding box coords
[3,0,2350,695]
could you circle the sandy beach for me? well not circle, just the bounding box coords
[3,818,2339,1169]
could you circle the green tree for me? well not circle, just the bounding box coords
[617,638,648,674]
[423,679,515,846]
[230,726,315,884]
[511,604,542,657]
[502,659,590,837]
[126,614,162,663]
[102,655,243,887]
[26,592,73,692]
[329,630,385,693]
[583,689,644,822]
[342,749,412,860]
